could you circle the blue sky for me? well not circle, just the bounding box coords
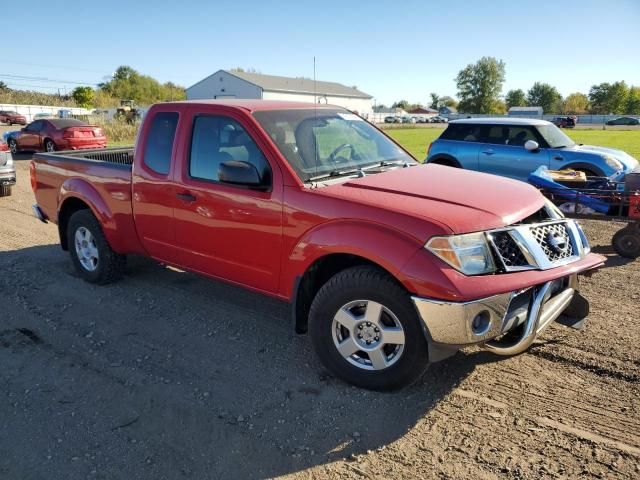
[3,0,639,106]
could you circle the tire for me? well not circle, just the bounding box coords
[8,138,18,154]
[308,266,429,390]
[0,185,11,197]
[44,139,56,152]
[67,209,126,284]
[612,226,640,259]
[429,158,460,168]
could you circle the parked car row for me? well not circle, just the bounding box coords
[383,115,448,124]
[30,100,605,391]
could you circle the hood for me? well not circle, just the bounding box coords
[562,144,639,171]
[320,164,545,233]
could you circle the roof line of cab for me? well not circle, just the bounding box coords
[156,99,345,112]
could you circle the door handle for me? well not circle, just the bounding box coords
[176,192,196,202]
[481,150,495,155]
[553,155,564,161]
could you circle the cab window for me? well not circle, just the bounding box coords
[143,112,178,175]
[189,115,271,185]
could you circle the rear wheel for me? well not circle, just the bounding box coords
[8,139,18,154]
[67,209,126,284]
[44,139,56,152]
[612,226,640,259]
[308,266,429,390]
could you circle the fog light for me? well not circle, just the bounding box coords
[471,311,491,336]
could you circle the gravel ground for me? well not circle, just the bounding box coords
[1,151,639,479]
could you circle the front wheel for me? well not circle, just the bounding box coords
[0,185,11,197]
[308,266,429,390]
[67,209,126,284]
[8,139,18,154]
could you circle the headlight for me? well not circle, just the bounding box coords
[603,155,623,171]
[544,198,565,218]
[426,232,495,275]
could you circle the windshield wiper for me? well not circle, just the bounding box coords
[306,168,363,182]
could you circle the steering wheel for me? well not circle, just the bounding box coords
[328,143,354,165]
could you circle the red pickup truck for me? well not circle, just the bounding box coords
[30,100,604,390]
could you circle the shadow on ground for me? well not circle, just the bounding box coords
[0,245,497,479]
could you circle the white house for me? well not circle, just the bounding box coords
[508,106,543,117]
[186,70,373,117]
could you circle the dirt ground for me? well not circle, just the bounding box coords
[1,149,639,479]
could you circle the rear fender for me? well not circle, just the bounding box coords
[58,177,117,247]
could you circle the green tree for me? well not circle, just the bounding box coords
[526,82,562,113]
[99,65,185,105]
[588,81,629,114]
[429,93,440,109]
[391,100,410,110]
[0,81,9,92]
[562,92,589,114]
[455,57,506,113]
[627,86,640,115]
[505,89,526,109]
[71,86,95,108]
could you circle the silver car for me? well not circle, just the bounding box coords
[0,146,15,196]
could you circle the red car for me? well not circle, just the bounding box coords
[31,100,604,390]
[8,118,106,153]
[0,110,27,125]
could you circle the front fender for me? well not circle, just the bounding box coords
[280,219,424,298]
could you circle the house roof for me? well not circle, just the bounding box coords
[162,99,352,112]
[189,70,372,99]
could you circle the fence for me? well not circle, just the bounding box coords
[0,104,93,123]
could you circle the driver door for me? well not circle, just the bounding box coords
[172,109,284,293]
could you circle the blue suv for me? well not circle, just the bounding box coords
[426,118,639,180]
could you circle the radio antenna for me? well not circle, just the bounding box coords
[313,56,318,180]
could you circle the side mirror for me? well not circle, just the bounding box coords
[524,140,539,152]
[218,160,265,189]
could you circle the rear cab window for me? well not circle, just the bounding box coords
[143,112,179,175]
[440,124,484,142]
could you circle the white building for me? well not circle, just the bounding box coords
[186,70,373,117]
[508,106,543,117]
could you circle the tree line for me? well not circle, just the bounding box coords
[390,57,639,116]
[0,66,186,110]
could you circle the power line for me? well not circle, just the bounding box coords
[0,73,99,86]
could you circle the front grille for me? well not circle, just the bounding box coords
[529,223,574,262]
[491,232,528,268]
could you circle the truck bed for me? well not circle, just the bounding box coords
[31,146,143,255]
[34,147,134,168]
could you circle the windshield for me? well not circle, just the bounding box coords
[253,108,415,181]
[536,124,575,148]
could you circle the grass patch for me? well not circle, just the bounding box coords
[384,127,640,160]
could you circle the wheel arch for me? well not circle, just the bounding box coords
[57,178,115,251]
[426,154,462,168]
[291,253,405,335]
[562,162,605,177]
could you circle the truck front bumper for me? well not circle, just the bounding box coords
[412,274,580,357]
